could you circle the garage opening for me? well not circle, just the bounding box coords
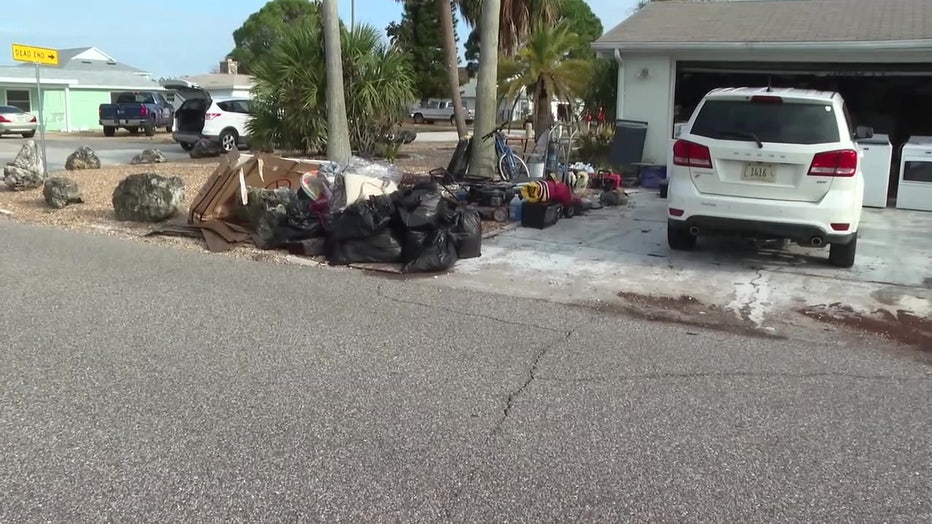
[673,62,932,203]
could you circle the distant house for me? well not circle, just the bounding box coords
[0,46,164,132]
[459,77,531,123]
[160,58,255,108]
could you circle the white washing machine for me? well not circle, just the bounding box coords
[897,136,932,212]
[856,134,892,208]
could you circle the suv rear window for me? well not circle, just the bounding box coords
[691,99,841,145]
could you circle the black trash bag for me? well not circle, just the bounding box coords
[252,204,289,250]
[285,237,326,257]
[326,193,396,241]
[450,208,482,259]
[327,229,404,265]
[273,197,324,244]
[396,182,443,231]
[402,229,459,274]
[402,228,430,263]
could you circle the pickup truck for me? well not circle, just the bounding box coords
[410,99,474,125]
[98,91,174,137]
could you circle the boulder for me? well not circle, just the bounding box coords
[130,148,167,165]
[112,173,185,222]
[43,177,84,209]
[3,140,45,191]
[189,138,223,159]
[65,145,101,170]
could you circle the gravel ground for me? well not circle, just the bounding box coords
[0,140,507,254]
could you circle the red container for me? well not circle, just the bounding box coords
[592,170,622,191]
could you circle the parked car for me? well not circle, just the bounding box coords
[170,93,252,153]
[667,87,870,268]
[0,105,37,138]
[98,91,174,137]
[410,99,474,125]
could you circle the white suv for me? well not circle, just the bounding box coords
[172,96,253,153]
[668,87,870,268]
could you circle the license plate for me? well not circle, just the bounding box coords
[742,163,776,183]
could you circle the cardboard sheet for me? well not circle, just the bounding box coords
[189,150,322,224]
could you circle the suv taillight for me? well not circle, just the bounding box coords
[140,106,148,117]
[0,115,9,123]
[30,116,37,123]
[205,113,221,120]
[673,139,712,168]
[808,149,858,177]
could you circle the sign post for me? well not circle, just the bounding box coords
[11,44,59,177]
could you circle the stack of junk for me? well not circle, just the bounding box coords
[428,137,629,231]
[157,150,481,274]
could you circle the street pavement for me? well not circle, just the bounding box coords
[0,219,930,522]
[0,133,189,172]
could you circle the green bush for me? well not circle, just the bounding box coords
[248,19,417,158]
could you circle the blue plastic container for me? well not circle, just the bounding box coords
[640,165,667,189]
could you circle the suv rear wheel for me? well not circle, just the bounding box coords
[668,226,697,251]
[412,113,425,124]
[219,128,238,152]
[828,235,857,268]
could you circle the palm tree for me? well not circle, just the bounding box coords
[456,0,564,177]
[248,21,416,157]
[457,0,564,55]
[498,21,592,139]
[438,0,469,137]
[322,0,351,164]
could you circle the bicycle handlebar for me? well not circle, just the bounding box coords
[480,120,513,141]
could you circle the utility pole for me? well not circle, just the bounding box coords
[351,0,355,31]
[469,0,501,178]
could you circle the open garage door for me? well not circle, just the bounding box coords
[673,61,932,203]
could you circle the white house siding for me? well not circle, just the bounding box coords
[617,54,675,165]
[616,47,932,168]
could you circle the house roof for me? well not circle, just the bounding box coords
[168,73,254,90]
[595,0,932,50]
[0,65,163,89]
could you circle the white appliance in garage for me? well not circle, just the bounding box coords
[897,136,932,212]
[856,134,892,208]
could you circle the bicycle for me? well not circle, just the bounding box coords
[480,121,530,182]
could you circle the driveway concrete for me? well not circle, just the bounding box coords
[0,133,189,172]
[1,219,930,521]
[445,191,932,331]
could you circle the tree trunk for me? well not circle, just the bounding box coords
[322,0,351,165]
[534,81,552,141]
[469,0,501,179]
[438,0,468,138]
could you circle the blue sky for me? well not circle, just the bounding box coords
[0,0,638,78]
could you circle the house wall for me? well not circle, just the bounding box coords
[208,88,253,99]
[69,89,112,131]
[0,86,68,131]
[618,54,675,165]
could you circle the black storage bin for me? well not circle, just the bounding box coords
[659,180,669,199]
[522,201,561,229]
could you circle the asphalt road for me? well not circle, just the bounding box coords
[1,220,930,522]
[0,133,189,172]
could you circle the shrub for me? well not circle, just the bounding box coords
[248,19,417,158]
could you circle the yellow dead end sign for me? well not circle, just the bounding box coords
[10,43,59,176]
[12,43,59,66]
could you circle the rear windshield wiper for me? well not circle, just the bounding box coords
[715,130,763,149]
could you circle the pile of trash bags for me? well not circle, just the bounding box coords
[243,158,481,274]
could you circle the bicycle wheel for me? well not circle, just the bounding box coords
[499,152,530,181]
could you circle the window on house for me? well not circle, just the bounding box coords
[6,90,30,112]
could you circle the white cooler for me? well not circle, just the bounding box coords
[856,134,892,208]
